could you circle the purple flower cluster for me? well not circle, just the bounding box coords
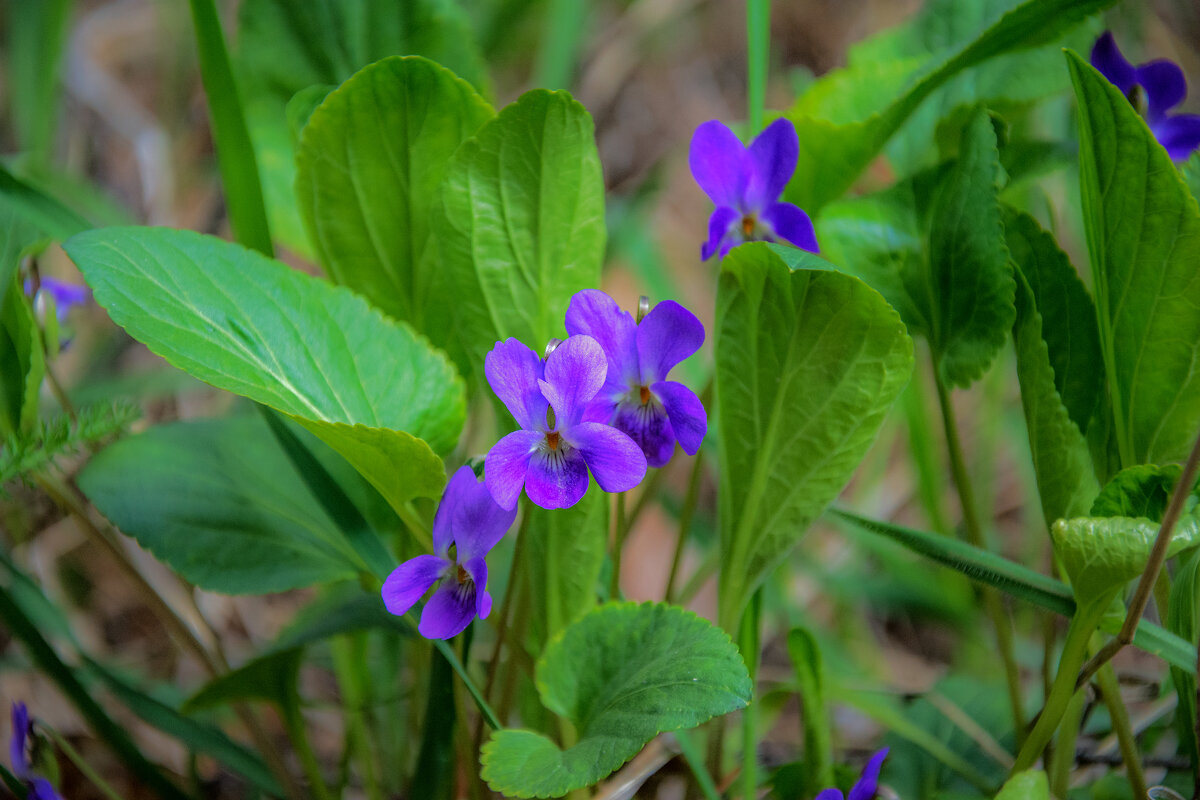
[10,703,60,800]
[1092,32,1200,161]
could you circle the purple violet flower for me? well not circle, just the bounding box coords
[484,334,648,510]
[10,703,61,800]
[816,748,889,800]
[564,290,707,468]
[381,466,516,639]
[689,117,818,260]
[24,277,91,323]
[1091,31,1200,161]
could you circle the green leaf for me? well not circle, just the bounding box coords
[995,770,1049,800]
[480,602,751,798]
[715,243,913,629]
[296,56,493,332]
[185,648,304,712]
[0,270,43,437]
[1006,209,1100,523]
[1067,50,1200,469]
[63,227,464,510]
[78,416,368,593]
[1169,549,1200,775]
[1183,151,1200,208]
[435,89,605,369]
[1090,464,1189,520]
[783,0,1116,214]
[923,107,1015,387]
[786,628,833,794]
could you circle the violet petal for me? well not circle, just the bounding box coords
[524,446,590,509]
[814,791,844,800]
[652,380,707,456]
[11,702,29,777]
[689,120,750,207]
[432,466,477,557]
[612,400,676,468]
[485,429,543,510]
[847,748,889,800]
[571,421,648,492]
[1138,60,1187,121]
[701,206,740,261]
[564,289,640,387]
[1153,113,1200,161]
[762,201,819,253]
[419,580,477,639]
[485,338,548,431]
[30,777,62,800]
[382,554,448,617]
[636,300,705,384]
[540,334,608,429]
[1091,31,1136,94]
[745,118,799,210]
[463,556,491,619]
[451,475,517,562]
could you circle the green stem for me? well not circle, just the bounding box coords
[746,0,770,133]
[533,0,586,89]
[611,491,628,599]
[674,730,722,800]
[666,451,706,603]
[739,590,762,800]
[47,728,124,800]
[1095,662,1147,799]
[282,693,333,800]
[331,634,382,800]
[1048,685,1087,798]
[933,368,1026,739]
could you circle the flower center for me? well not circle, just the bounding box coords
[546,430,560,451]
[741,215,757,237]
[456,563,470,585]
[639,385,651,405]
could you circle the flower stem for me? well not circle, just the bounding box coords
[1095,662,1147,798]
[611,491,629,599]
[47,726,125,800]
[746,0,770,134]
[739,590,762,800]
[666,450,706,603]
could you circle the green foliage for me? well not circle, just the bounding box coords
[296,56,493,333]
[786,628,833,794]
[1168,549,1200,777]
[63,227,465,510]
[715,243,913,629]
[1090,464,1190,520]
[480,603,751,798]
[435,89,606,371]
[0,271,43,438]
[0,402,140,486]
[995,770,1049,799]
[1067,50,1200,471]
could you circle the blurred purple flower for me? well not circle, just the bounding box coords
[564,290,706,468]
[689,117,818,260]
[1092,31,1200,161]
[816,748,888,800]
[24,277,91,323]
[10,703,61,800]
[381,466,516,639]
[484,335,647,510]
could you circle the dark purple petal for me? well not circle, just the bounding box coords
[689,120,750,207]
[847,748,889,800]
[814,791,844,800]
[451,474,518,561]
[652,380,707,456]
[540,334,608,429]
[636,300,705,383]
[432,466,477,557]
[701,206,740,261]
[611,400,676,468]
[485,338,548,431]
[382,554,448,617]
[1138,60,1187,121]
[30,777,62,800]
[762,202,819,252]
[11,702,29,777]
[564,289,639,387]
[1153,114,1200,161]
[463,556,492,619]
[1091,31,1135,95]
[485,429,543,510]
[570,421,648,492]
[745,118,799,210]
[524,447,590,509]
[419,580,477,639]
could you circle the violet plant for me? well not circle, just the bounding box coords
[4,2,1200,800]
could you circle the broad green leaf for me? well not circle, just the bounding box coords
[923,107,1015,387]
[435,89,605,368]
[1006,209,1099,524]
[783,0,1116,214]
[480,603,750,798]
[235,0,488,255]
[63,227,464,510]
[716,243,913,630]
[994,770,1049,800]
[1184,152,1200,207]
[78,416,368,593]
[524,485,608,649]
[1090,464,1189,520]
[1169,549,1200,774]
[296,56,493,332]
[1067,50,1200,469]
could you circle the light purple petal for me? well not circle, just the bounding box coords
[485,338,548,431]
[612,400,676,468]
[382,554,448,617]
[814,791,844,800]
[419,580,477,639]
[1091,31,1135,94]
[1138,60,1187,121]
[463,556,491,619]
[485,429,543,510]
[847,748,889,800]
[1154,114,1200,161]
[540,334,608,429]
[745,118,799,210]
[762,201,819,253]
[689,120,750,207]
[570,422,648,492]
[432,466,477,557]
[524,447,590,509]
[451,474,518,561]
[702,206,740,261]
[636,300,705,383]
[11,702,29,777]
[652,380,707,456]
[565,289,639,387]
